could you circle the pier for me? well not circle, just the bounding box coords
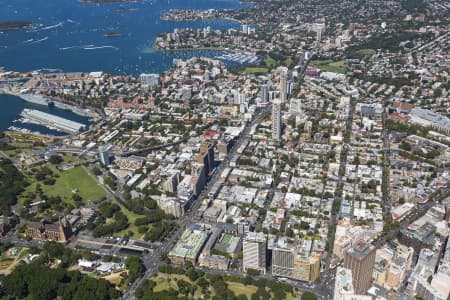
[20,109,86,134]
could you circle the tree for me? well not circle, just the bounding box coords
[301,291,318,300]
[246,268,261,276]
[0,262,118,300]
[72,193,83,203]
[124,256,145,283]
[196,277,209,290]
[285,227,294,238]
[92,167,102,176]
[49,155,63,165]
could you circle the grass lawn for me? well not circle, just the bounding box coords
[2,132,51,159]
[45,166,106,201]
[228,282,257,299]
[61,153,82,164]
[311,59,347,74]
[2,144,45,160]
[149,273,299,300]
[152,274,193,293]
[0,258,14,269]
[264,56,277,68]
[244,67,269,75]
[284,57,294,67]
[113,199,144,239]
[355,48,376,56]
[285,293,296,300]
[20,165,106,205]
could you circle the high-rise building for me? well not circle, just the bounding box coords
[294,254,321,282]
[139,73,160,88]
[163,170,181,193]
[197,142,215,176]
[344,241,376,294]
[272,237,295,277]
[272,100,282,140]
[271,237,320,282]
[289,98,304,117]
[243,232,267,274]
[259,84,269,102]
[191,163,206,196]
[279,72,287,102]
[98,146,110,166]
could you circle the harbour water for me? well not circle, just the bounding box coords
[0,0,248,134]
[0,0,247,76]
[0,93,90,135]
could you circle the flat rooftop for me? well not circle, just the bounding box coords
[168,227,209,261]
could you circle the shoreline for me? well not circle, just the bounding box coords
[156,47,227,52]
[1,91,98,119]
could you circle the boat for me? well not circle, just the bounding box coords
[104,31,122,38]
[17,93,54,107]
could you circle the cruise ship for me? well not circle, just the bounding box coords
[17,93,54,107]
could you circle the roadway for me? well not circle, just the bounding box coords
[322,101,354,276]
[121,107,271,300]
[123,56,316,300]
[381,111,392,218]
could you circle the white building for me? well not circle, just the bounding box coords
[139,73,160,88]
[243,232,267,274]
[272,100,282,140]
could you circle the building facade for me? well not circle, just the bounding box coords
[272,244,295,277]
[25,217,72,242]
[243,232,267,274]
[344,241,376,294]
[272,100,282,140]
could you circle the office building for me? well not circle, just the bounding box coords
[272,237,295,277]
[294,254,321,282]
[139,73,160,88]
[163,170,181,193]
[260,84,269,102]
[197,142,215,176]
[168,225,209,265]
[272,237,321,282]
[272,100,282,140]
[198,254,230,271]
[344,241,376,294]
[289,98,304,117]
[279,72,287,102]
[416,276,448,300]
[98,146,111,166]
[243,232,267,274]
[191,163,206,196]
[157,194,184,217]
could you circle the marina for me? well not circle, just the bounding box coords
[215,51,261,64]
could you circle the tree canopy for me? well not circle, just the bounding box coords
[0,262,119,300]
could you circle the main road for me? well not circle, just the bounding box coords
[121,107,270,300]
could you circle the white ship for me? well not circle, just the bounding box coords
[17,93,54,107]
